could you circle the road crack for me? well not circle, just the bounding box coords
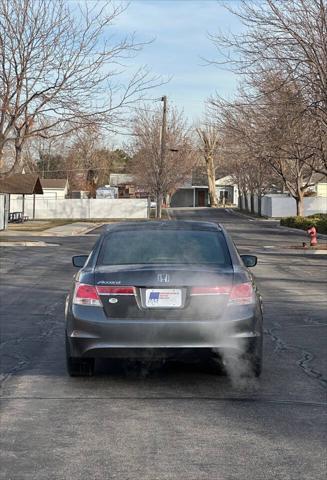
[264,326,327,389]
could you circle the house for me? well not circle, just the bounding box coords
[9,178,68,200]
[170,174,238,208]
[0,174,43,225]
[40,178,69,199]
[8,177,68,212]
[170,176,209,207]
[311,174,327,197]
[109,174,147,198]
[215,176,238,205]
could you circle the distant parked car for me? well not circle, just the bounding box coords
[65,221,263,376]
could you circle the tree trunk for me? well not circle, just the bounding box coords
[250,192,255,214]
[0,144,24,177]
[206,154,218,207]
[14,144,24,174]
[156,193,162,219]
[243,190,249,211]
[0,135,5,171]
[295,195,304,216]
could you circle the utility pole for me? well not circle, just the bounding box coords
[157,95,167,219]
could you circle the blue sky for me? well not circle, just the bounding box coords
[109,0,243,130]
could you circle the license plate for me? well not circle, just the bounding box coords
[145,289,182,308]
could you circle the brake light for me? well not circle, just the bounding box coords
[96,286,135,295]
[229,282,254,305]
[191,286,231,296]
[73,283,101,306]
[190,282,254,305]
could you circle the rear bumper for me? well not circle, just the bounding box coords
[66,305,262,358]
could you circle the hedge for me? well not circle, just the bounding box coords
[280,214,327,234]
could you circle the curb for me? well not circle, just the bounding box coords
[278,224,327,240]
[257,249,327,255]
[0,241,60,247]
[231,208,327,239]
[76,222,104,235]
[229,209,269,222]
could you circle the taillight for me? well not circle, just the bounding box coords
[229,282,254,305]
[191,286,231,296]
[96,286,135,295]
[190,282,254,305]
[73,283,101,306]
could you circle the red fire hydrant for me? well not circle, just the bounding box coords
[307,225,318,246]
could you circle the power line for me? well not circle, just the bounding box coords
[27,166,115,174]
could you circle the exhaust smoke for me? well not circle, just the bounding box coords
[97,265,262,387]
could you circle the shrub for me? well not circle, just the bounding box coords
[308,213,327,219]
[280,215,327,234]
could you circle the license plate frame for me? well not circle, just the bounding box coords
[145,288,182,308]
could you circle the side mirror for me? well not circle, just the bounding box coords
[240,254,257,268]
[72,255,88,268]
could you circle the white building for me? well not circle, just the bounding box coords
[308,174,327,198]
[40,179,69,199]
[215,176,238,205]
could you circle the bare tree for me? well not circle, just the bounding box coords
[207,0,327,215]
[217,85,318,215]
[254,75,321,215]
[130,105,196,218]
[300,119,327,176]
[215,102,274,215]
[65,127,114,195]
[0,0,161,176]
[196,125,219,207]
[210,0,327,126]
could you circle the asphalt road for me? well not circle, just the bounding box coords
[1,208,326,480]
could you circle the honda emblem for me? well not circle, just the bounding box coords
[157,273,170,283]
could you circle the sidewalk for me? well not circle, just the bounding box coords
[0,222,102,237]
[39,222,102,236]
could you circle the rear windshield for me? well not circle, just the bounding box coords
[98,229,231,267]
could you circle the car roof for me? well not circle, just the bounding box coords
[103,220,222,235]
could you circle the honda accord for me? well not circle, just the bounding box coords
[65,221,263,376]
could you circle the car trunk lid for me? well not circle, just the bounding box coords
[94,264,234,320]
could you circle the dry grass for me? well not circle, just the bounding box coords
[7,220,74,232]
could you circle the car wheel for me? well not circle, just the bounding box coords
[245,337,263,378]
[65,335,95,377]
[206,353,227,375]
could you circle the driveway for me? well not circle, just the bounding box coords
[1,208,326,480]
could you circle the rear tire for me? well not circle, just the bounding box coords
[206,354,227,376]
[246,353,262,377]
[65,335,95,377]
[245,337,263,378]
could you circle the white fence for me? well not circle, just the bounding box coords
[10,197,149,219]
[0,194,9,230]
[239,194,327,217]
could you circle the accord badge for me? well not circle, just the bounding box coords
[157,273,170,283]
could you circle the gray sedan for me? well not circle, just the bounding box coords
[65,221,263,376]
